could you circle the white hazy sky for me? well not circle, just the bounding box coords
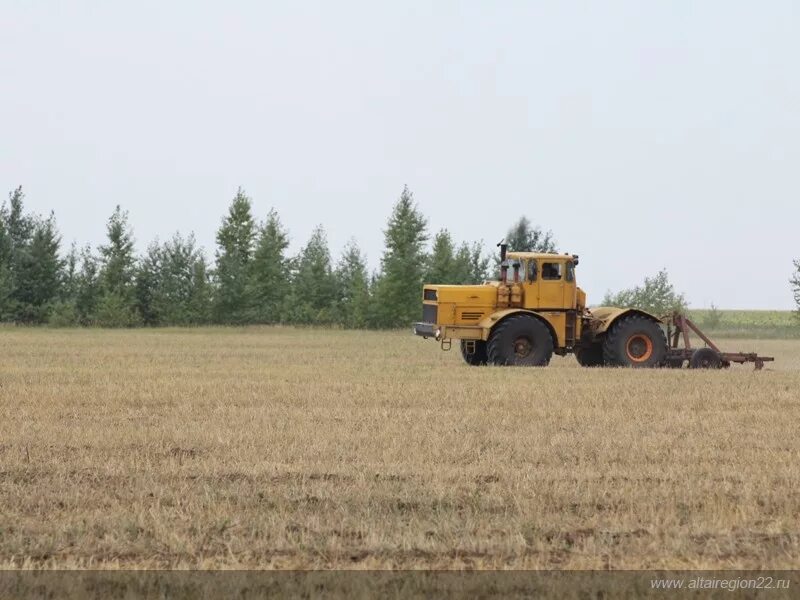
[2,1,798,309]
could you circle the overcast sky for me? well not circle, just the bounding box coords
[2,1,798,309]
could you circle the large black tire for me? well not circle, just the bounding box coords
[487,314,554,366]
[689,347,721,369]
[603,314,667,368]
[460,340,488,366]
[575,343,604,367]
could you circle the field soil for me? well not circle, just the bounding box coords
[1,327,798,569]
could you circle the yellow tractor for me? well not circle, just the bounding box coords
[413,243,773,369]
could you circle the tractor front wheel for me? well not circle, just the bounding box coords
[603,314,667,368]
[460,340,488,366]
[487,315,554,366]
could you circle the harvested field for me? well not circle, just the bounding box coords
[0,327,798,569]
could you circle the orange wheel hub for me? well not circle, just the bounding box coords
[626,334,653,362]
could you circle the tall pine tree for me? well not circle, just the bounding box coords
[425,229,457,284]
[0,188,62,322]
[97,206,139,326]
[75,246,102,325]
[285,226,336,325]
[214,188,256,324]
[247,209,289,324]
[370,186,428,328]
[334,240,370,328]
[16,214,63,322]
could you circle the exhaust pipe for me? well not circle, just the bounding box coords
[497,240,508,284]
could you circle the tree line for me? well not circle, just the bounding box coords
[4,184,797,327]
[0,185,556,328]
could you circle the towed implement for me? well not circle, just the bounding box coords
[413,244,773,370]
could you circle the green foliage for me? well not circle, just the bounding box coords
[213,188,256,324]
[334,240,370,328]
[0,188,63,322]
[95,290,142,328]
[425,229,457,284]
[602,269,688,315]
[75,247,102,325]
[702,302,723,329]
[48,300,80,327]
[285,226,337,325]
[136,234,212,326]
[97,205,138,326]
[247,209,290,324]
[688,308,800,338]
[0,186,550,330]
[455,241,489,284]
[99,206,137,296]
[426,230,490,285]
[505,216,556,253]
[792,259,800,320]
[370,186,428,328]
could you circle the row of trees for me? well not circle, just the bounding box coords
[0,186,558,328]
[5,183,797,328]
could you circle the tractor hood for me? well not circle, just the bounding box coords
[424,284,498,306]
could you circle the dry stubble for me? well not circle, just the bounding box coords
[0,327,798,569]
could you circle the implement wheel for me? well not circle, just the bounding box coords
[575,343,604,367]
[460,340,488,366]
[487,314,553,367]
[689,347,721,369]
[603,314,667,368]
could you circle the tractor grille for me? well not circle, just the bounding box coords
[461,311,483,321]
[422,303,438,324]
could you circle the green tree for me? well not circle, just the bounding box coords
[49,243,81,326]
[135,241,163,325]
[370,186,428,328]
[158,233,210,325]
[213,188,256,324]
[0,214,13,319]
[792,260,800,320]
[453,241,489,284]
[285,226,337,324]
[14,214,63,322]
[247,209,290,324]
[425,229,457,284]
[186,255,212,325]
[602,269,688,315]
[505,216,556,253]
[0,188,63,322]
[97,206,139,327]
[99,206,136,293]
[136,233,212,326]
[75,246,102,325]
[334,240,370,328]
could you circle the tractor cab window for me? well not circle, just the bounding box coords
[565,261,575,282]
[526,260,537,282]
[541,262,562,281]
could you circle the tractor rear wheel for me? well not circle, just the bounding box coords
[460,340,488,366]
[575,343,604,367]
[487,314,554,366]
[603,314,667,368]
[689,347,721,369]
